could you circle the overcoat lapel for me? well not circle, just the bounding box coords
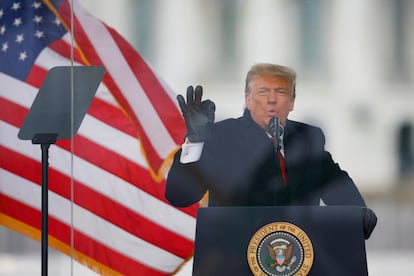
[238,111,273,162]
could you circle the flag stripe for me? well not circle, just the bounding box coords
[26,65,49,88]
[0,97,28,128]
[48,37,85,64]
[88,97,138,138]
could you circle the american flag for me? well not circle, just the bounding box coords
[0,0,198,275]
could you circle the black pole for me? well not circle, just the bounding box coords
[41,143,50,276]
[32,134,57,276]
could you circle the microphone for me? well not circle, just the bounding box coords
[269,117,283,151]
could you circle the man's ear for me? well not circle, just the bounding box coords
[289,99,295,112]
[245,93,251,110]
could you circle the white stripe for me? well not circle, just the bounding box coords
[34,46,76,68]
[61,31,73,45]
[0,121,196,241]
[0,169,183,273]
[72,1,178,159]
[94,82,119,107]
[77,115,148,168]
[0,73,36,107]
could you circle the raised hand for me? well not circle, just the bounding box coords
[177,85,215,142]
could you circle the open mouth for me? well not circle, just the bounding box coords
[267,110,277,117]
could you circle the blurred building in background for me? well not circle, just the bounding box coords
[1,0,414,275]
[83,0,414,194]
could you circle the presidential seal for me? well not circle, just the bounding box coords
[247,222,314,276]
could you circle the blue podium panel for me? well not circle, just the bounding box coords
[193,206,367,276]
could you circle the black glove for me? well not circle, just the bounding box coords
[177,85,215,142]
[362,207,377,240]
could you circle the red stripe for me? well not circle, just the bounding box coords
[0,147,195,258]
[88,97,138,137]
[26,65,48,88]
[1,195,42,229]
[48,39,85,64]
[0,195,170,275]
[0,97,28,127]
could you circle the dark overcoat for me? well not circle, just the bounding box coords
[166,110,366,208]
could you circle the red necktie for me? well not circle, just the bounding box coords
[278,150,288,187]
[271,136,288,187]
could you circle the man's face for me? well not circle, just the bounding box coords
[245,75,295,131]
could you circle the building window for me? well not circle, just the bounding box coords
[390,0,409,81]
[296,0,324,71]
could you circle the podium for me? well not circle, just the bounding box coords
[193,206,368,276]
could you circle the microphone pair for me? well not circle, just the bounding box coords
[269,117,284,151]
